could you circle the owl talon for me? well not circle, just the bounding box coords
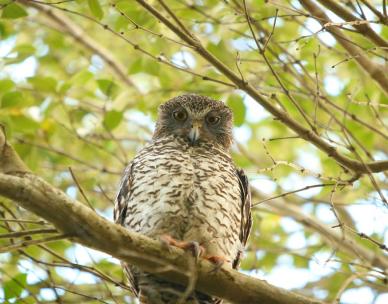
[205,255,229,273]
[159,235,204,259]
[185,241,205,260]
[160,235,174,253]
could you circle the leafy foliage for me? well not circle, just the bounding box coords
[0,0,387,303]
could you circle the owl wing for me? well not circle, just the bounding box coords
[232,168,252,269]
[113,162,139,297]
[114,162,134,225]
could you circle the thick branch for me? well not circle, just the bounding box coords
[0,128,323,303]
[0,173,323,304]
[300,0,388,95]
[133,0,388,175]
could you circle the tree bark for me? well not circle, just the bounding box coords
[0,131,324,304]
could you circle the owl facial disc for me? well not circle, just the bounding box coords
[154,94,234,149]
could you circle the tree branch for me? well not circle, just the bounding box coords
[0,173,324,304]
[316,0,388,50]
[19,0,135,88]
[254,190,388,272]
[0,132,323,304]
[299,0,388,95]
[133,0,388,175]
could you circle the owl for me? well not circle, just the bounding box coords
[114,94,252,304]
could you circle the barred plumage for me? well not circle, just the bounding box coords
[114,94,252,304]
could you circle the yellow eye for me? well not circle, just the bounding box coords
[206,114,220,125]
[173,110,188,121]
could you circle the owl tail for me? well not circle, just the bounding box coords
[137,272,221,304]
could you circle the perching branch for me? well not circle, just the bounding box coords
[0,131,324,304]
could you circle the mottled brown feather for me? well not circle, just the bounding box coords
[113,94,252,303]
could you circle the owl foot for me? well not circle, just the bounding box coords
[204,255,230,273]
[160,235,174,253]
[160,235,205,260]
[184,241,205,260]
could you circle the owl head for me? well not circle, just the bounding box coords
[153,94,233,149]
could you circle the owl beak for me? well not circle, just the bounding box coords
[188,122,201,144]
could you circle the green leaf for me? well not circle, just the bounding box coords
[103,110,123,131]
[11,115,40,133]
[115,2,152,25]
[0,110,12,136]
[97,79,119,98]
[2,43,35,64]
[129,58,143,74]
[0,79,15,93]
[88,0,103,20]
[1,3,28,19]
[207,40,233,66]
[28,76,57,92]
[227,94,246,126]
[14,43,35,56]
[58,81,71,94]
[142,58,160,76]
[293,255,309,268]
[260,252,278,271]
[70,108,89,123]
[3,273,27,300]
[0,22,5,38]
[71,69,94,86]
[1,91,23,108]
[240,251,256,269]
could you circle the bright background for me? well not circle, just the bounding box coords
[0,0,387,303]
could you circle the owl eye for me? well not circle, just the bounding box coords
[172,109,188,122]
[206,114,220,125]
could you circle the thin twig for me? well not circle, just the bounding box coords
[0,228,57,239]
[68,166,95,210]
[0,234,68,254]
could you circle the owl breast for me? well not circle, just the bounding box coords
[123,135,242,261]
